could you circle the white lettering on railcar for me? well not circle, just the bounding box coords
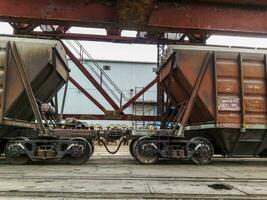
[218,96,240,111]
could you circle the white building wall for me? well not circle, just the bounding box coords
[59,59,157,126]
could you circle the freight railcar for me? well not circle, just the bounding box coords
[130,45,267,164]
[0,36,98,164]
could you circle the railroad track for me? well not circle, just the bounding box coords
[0,154,267,199]
[0,173,266,199]
[1,191,267,200]
[0,174,267,183]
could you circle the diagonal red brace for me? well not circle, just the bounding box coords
[56,25,71,33]
[64,44,121,112]
[120,76,159,112]
[69,77,107,114]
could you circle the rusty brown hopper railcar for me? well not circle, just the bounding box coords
[158,45,267,156]
[0,36,69,137]
[0,36,98,165]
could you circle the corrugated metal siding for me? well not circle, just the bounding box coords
[216,52,267,128]
[160,45,267,129]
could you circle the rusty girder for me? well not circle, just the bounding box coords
[62,114,161,121]
[0,0,267,36]
[30,31,205,45]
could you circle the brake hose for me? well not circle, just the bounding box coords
[98,137,127,154]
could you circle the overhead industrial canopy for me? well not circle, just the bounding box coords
[0,0,267,38]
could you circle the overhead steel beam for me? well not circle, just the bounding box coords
[1,1,267,35]
[62,114,161,121]
[149,3,267,36]
[56,25,71,33]
[196,0,267,6]
[0,0,116,26]
[116,0,154,27]
[30,31,199,45]
[10,23,36,34]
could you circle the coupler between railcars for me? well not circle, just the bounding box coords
[129,130,214,165]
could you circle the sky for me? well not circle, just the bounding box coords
[1,22,267,62]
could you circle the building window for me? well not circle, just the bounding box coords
[152,67,157,73]
[103,65,111,70]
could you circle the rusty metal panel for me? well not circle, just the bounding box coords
[159,45,267,129]
[216,52,267,128]
[0,36,68,135]
[2,0,267,36]
[216,53,241,127]
[159,48,215,124]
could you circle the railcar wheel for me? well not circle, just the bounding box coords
[90,143,95,157]
[189,137,214,165]
[129,139,138,159]
[67,138,92,165]
[4,138,30,165]
[87,140,94,158]
[259,148,267,157]
[133,137,159,164]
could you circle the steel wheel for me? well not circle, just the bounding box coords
[90,142,95,157]
[87,140,94,158]
[5,138,30,165]
[129,139,138,159]
[67,138,92,165]
[133,137,159,164]
[189,137,214,165]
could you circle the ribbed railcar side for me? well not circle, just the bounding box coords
[159,46,267,156]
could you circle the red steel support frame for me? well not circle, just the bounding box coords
[0,1,115,26]
[1,1,267,36]
[69,76,160,120]
[30,31,193,45]
[120,76,159,112]
[62,114,161,122]
[69,77,107,114]
[65,42,159,119]
[64,44,121,112]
